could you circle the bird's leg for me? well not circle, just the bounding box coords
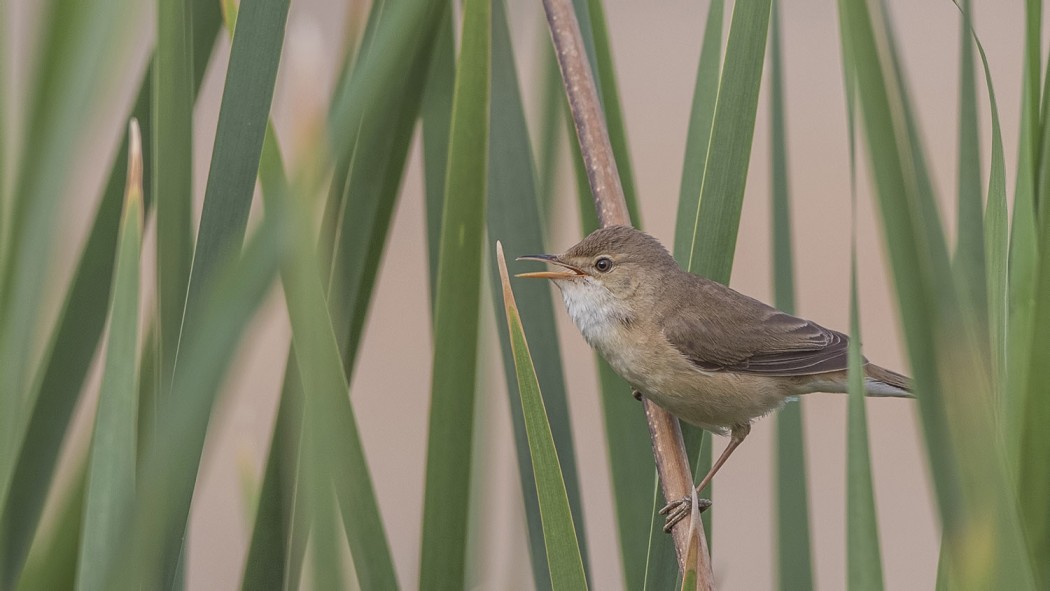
[659,424,751,532]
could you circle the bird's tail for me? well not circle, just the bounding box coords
[864,364,913,398]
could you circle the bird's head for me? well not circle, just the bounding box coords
[516,225,678,308]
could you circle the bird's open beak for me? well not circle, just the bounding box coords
[515,254,585,280]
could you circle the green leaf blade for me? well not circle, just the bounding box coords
[175,0,289,352]
[0,0,145,517]
[569,134,655,589]
[419,0,491,586]
[685,0,772,284]
[0,0,224,574]
[846,259,883,591]
[160,0,290,583]
[768,2,814,587]
[673,0,723,264]
[952,0,987,327]
[260,138,398,590]
[661,1,727,576]
[495,242,588,591]
[324,2,442,372]
[0,78,151,587]
[487,0,590,586]
[422,9,456,303]
[75,121,145,591]
[836,0,1034,586]
[108,215,283,591]
[153,0,196,394]
[582,0,641,224]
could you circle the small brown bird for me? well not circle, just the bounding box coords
[517,225,911,531]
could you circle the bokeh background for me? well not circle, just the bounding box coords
[5,0,1034,588]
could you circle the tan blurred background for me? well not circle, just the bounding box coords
[10,0,1036,588]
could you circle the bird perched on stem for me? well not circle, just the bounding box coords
[517,225,911,531]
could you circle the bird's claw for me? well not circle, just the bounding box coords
[659,496,712,533]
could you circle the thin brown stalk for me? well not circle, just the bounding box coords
[538,0,713,587]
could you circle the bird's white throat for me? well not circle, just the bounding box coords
[553,278,630,350]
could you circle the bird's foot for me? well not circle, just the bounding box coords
[659,496,712,533]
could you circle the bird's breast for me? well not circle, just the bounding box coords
[557,280,666,389]
[556,279,789,432]
[557,279,631,351]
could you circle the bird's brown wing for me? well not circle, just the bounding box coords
[660,275,854,376]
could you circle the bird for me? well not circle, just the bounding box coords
[516,225,912,531]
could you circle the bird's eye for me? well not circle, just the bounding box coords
[595,257,613,272]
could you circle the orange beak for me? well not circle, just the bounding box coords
[515,254,585,280]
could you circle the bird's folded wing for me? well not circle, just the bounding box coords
[660,279,854,377]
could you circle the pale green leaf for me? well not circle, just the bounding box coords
[769,2,814,587]
[75,120,144,591]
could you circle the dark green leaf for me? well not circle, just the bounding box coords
[324,0,445,374]
[240,353,304,591]
[570,127,655,590]
[672,0,772,566]
[683,0,771,283]
[663,0,726,571]
[1019,87,1050,591]
[1004,0,1041,461]
[423,8,456,303]
[162,0,290,583]
[535,41,565,222]
[673,0,723,263]
[487,0,589,585]
[154,0,196,396]
[175,0,288,350]
[418,0,490,586]
[0,76,150,586]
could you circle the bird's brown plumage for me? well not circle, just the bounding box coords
[556,225,911,393]
[520,225,912,531]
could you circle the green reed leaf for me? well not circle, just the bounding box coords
[488,0,589,585]
[496,242,589,591]
[419,0,490,586]
[75,120,144,591]
[769,2,814,587]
